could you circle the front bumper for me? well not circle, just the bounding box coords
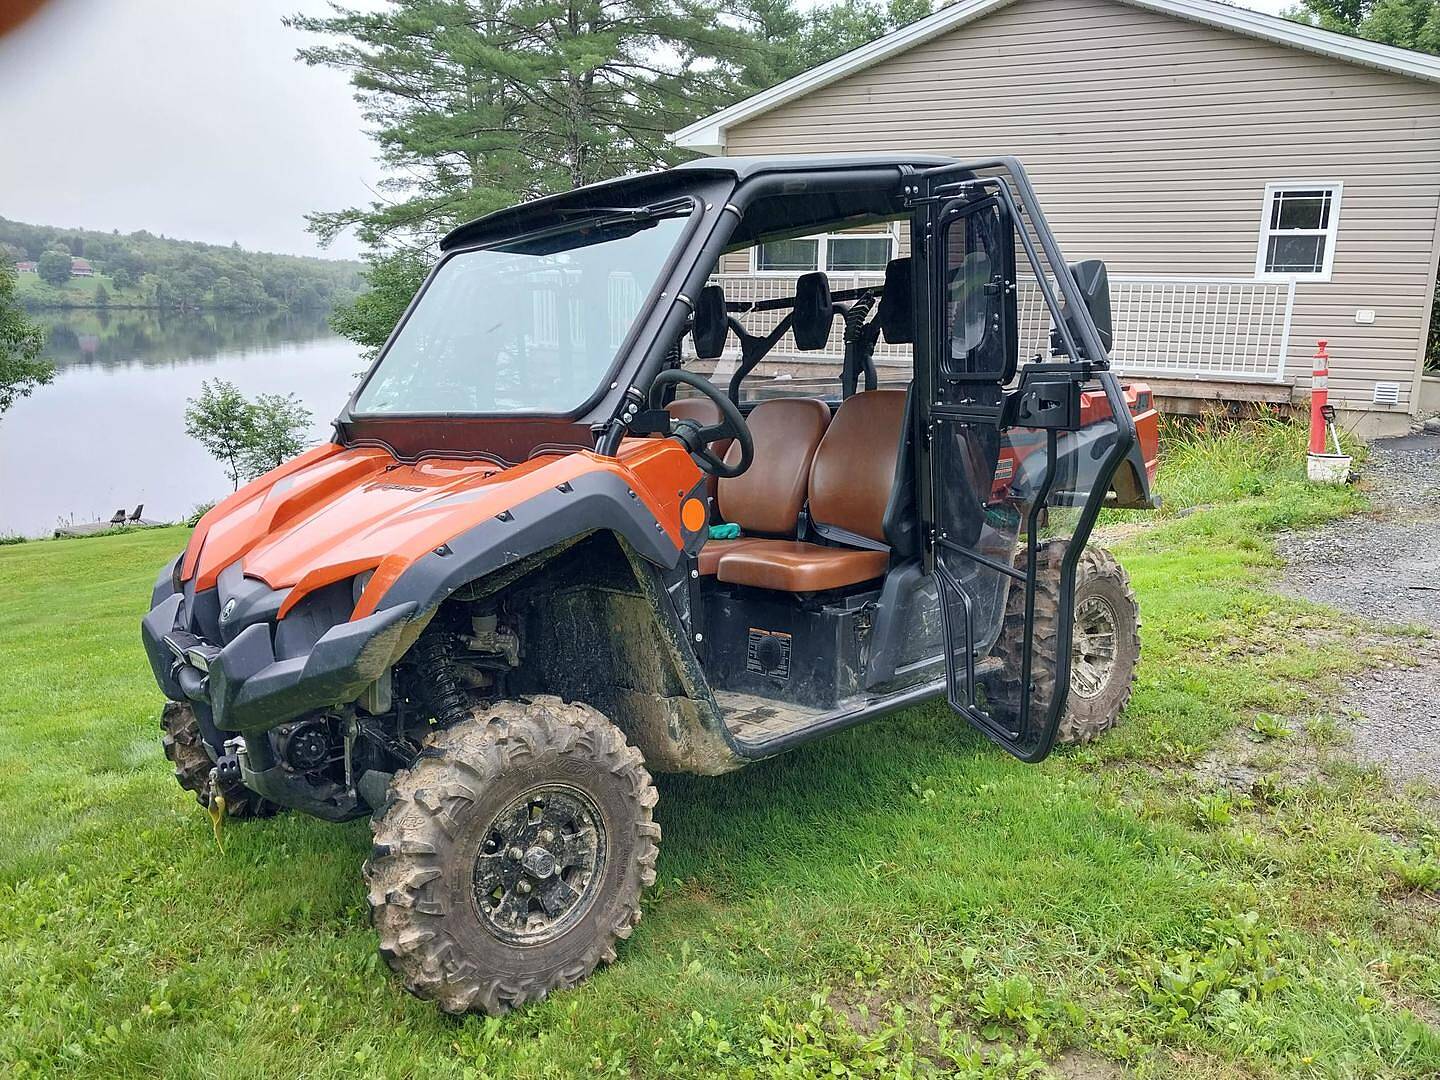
[141,585,415,734]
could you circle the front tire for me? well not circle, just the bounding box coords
[365,696,660,1015]
[160,701,279,818]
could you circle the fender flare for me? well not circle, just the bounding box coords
[376,469,683,617]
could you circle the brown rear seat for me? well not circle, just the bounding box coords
[696,397,831,575]
[714,389,907,592]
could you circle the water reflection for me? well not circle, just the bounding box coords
[1,310,363,538]
[35,308,338,370]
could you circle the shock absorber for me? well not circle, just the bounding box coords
[415,630,469,727]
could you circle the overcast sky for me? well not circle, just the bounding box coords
[0,0,1293,262]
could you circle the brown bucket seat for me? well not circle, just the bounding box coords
[712,389,908,592]
[695,396,832,575]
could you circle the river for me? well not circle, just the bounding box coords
[0,308,363,538]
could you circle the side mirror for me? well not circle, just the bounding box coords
[1065,259,1113,356]
[692,284,729,359]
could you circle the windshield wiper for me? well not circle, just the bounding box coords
[553,196,694,224]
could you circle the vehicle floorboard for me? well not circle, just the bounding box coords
[713,690,828,742]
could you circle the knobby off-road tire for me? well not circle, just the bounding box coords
[159,700,280,818]
[992,540,1141,745]
[366,696,660,1015]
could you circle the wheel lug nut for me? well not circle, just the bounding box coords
[516,880,532,894]
[507,846,523,861]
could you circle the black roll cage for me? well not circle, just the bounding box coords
[601,156,1122,449]
[336,155,1124,474]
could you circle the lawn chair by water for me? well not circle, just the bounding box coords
[55,504,162,538]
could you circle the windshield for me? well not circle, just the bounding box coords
[352,211,690,415]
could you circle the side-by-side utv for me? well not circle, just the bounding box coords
[142,154,1159,1015]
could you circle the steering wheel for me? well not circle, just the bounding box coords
[649,369,754,479]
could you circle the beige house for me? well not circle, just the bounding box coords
[671,0,1440,435]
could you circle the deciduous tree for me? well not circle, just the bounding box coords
[1290,0,1440,53]
[185,380,316,490]
[37,249,71,288]
[329,252,429,357]
[0,264,52,417]
[241,392,314,479]
[185,380,254,490]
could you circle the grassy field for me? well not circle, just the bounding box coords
[2,420,1438,1078]
[14,270,151,308]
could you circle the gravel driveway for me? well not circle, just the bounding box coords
[1277,432,1440,787]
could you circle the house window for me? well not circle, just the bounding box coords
[755,237,821,272]
[753,228,896,274]
[1256,182,1341,281]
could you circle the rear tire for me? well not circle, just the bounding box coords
[991,541,1140,746]
[365,696,660,1015]
[1056,544,1140,744]
[160,701,280,818]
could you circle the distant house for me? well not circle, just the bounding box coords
[69,257,94,277]
[14,261,37,274]
[672,0,1440,436]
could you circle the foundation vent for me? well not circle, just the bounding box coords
[1372,382,1401,406]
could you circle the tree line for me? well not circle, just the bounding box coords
[0,217,365,314]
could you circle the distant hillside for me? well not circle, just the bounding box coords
[1,217,364,314]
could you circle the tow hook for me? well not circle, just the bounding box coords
[216,738,245,788]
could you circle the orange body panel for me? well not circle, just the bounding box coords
[989,381,1160,501]
[180,437,703,623]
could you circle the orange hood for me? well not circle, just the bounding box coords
[181,439,700,621]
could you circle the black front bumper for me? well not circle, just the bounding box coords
[141,582,415,734]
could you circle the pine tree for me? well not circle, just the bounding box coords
[288,0,752,251]
[293,0,933,349]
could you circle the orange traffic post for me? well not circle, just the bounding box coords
[1306,339,1351,483]
[1308,340,1329,455]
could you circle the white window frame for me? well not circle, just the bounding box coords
[1255,181,1342,283]
[750,225,897,276]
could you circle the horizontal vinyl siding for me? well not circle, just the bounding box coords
[723,0,1440,410]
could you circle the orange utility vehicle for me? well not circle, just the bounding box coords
[143,155,1159,1015]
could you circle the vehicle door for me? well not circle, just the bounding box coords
[908,161,1138,761]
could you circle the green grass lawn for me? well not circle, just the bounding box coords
[14,270,150,308]
[2,422,1437,1078]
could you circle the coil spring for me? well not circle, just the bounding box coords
[415,631,468,727]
